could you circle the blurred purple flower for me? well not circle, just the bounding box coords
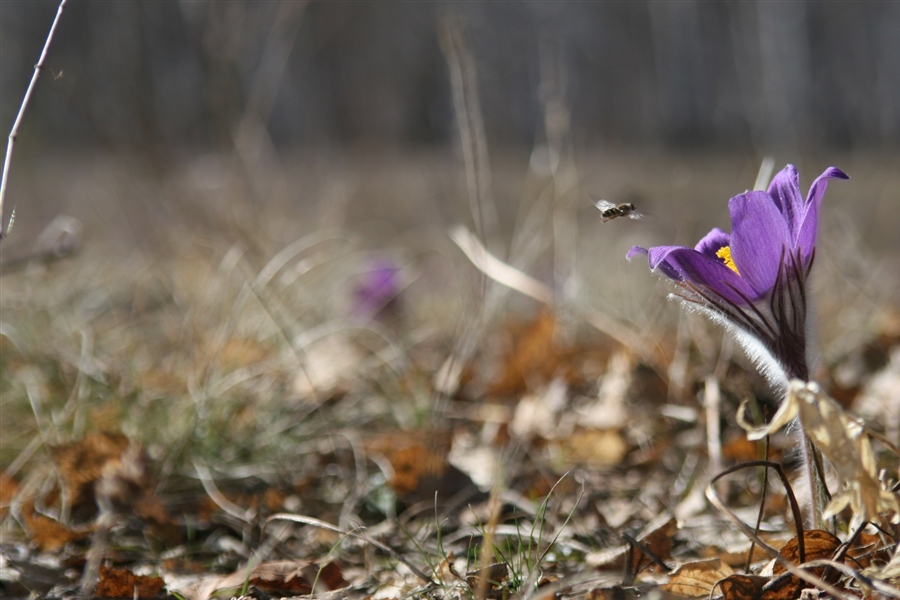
[353,259,401,319]
[628,165,848,384]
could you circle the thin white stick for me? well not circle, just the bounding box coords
[0,0,68,240]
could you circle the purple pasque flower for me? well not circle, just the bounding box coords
[628,165,848,384]
[353,258,402,319]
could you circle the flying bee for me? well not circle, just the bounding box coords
[593,199,643,222]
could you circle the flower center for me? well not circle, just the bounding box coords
[716,246,740,274]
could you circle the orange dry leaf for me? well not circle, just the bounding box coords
[365,430,475,503]
[21,502,90,551]
[748,530,843,600]
[50,431,130,509]
[215,336,271,370]
[716,574,768,600]
[587,516,677,574]
[662,559,734,598]
[487,310,564,397]
[247,560,347,595]
[846,532,892,569]
[772,529,841,576]
[633,517,677,572]
[181,560,348,599]
[722,437,762,462]
[0,473,18,518]
[551,429,629,467]
[95,564,165,599]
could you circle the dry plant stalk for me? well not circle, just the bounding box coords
[450,224,662,370]
[0,0,68,240]
[439,12,498,245]
[739,380,900,525]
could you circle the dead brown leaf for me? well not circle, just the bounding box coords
[722,437,762,462]
[662,558,734,598]
[588,516,677,574]
[95,564,165,599]
[846,532,892,569]
[717,574,768,600]
[633,517,677,572]
[366,430,476,503]
[487,310,565,397]
[0,472,18,518]
[50,431,130,510]
[21,502,90,551]
[772,529,841,576]
[181,559,348,598]
[551,429,629,467]
[754,530,843,600]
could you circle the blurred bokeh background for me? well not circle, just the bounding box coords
[1,1,898,280]
[2,0,900,151]
[4,2,900,151]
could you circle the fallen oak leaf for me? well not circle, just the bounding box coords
[95,565,165,599]
[772,530,842,580]
[50,431,130,511]
[21,501,91,551]
[248,560,347,596]
[716,574,768,600]
[166,560,347,600]
[586,515,676,577]
[0,473,18,518]
[662,558,734,598]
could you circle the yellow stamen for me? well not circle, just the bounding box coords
[716,246,740,275]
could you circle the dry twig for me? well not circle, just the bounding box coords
[0,0,68,240]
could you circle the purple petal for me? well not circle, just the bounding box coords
[795,167,848,260]
[767,165,803,239]
[729,191,790,295]
[629,244,685,282]
[693,227,731,259]
[353,260,401,317]
[647,246,759,304]
[644,245,689,282]
[626,245,648,260]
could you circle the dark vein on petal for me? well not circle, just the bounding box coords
[681,281,774,346]
[719,280,779,339]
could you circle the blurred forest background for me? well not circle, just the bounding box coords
[1,1,899,321]
[3,2,900,152]
[3,0,898,347]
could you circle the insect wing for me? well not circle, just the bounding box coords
[593,199,617,212]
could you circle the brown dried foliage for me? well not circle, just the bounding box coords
[95,565,165,599]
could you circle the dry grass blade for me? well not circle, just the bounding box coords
[439,12,498,245]
[802,559,900,598]
[266,512,435,586]
[193,459,256,523]
[450,225,554,305]
[450,224,662,371]
[706,470,855,600]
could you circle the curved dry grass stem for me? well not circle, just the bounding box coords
[266,512,436,586]
[706,463,854,600]
[0,0,68,240]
